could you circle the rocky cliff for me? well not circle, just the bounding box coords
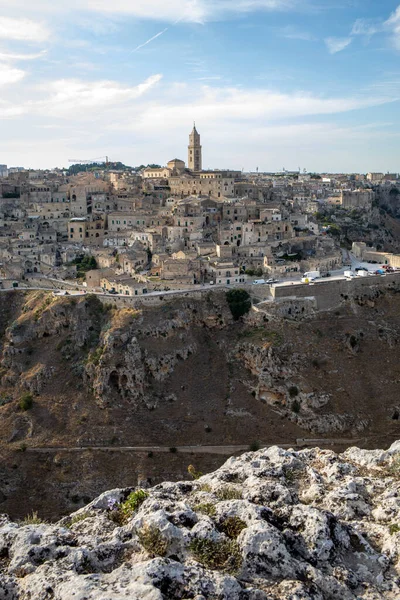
[2,442,400,599]
[0,288,400,519]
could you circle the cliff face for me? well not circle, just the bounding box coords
[2,442,400,599]
[0,288,400,519]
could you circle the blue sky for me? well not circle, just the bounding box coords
[0,0,399,172]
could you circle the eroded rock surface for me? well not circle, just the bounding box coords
[2,442,400,599]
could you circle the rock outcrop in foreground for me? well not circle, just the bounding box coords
[2,443,400,599]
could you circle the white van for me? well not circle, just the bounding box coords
[253,279,265,285]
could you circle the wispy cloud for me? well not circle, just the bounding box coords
[280,25,315,40]
[385,5,400,50]
[0,17,50,42]
[0,50,47,61]
[195,76,221,80]
[0,63,25,86]
[0,0,300,24]
[351,4,400,51]
[130,28,169,53]
[88,0,298,22]
[351,18,381,37]
[325,37,352,54]
[36,74,163,117]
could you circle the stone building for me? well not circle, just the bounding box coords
[208,260,245,285]
[68,216,106,245]
[352,241,400,268]
[340,190,374,210]
[169,171,238,199]
[188,124,202,171]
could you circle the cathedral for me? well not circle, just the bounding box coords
[142,125,239,198]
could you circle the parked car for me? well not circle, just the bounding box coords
[266,278,278,284]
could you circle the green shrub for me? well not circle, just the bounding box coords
[198,483,212,493]
[226,289,251,320]
[22,511,45,525]
[87,346,104,366]
[194,503,216,517]
[284,466,303,483]
[288,385,299,398]
[216,487,242,501]
[137,525,168,557]
[389,524,400,535]
[218,516,247,539]
[120,490,149,521]
[70,512,91,526]
[249,440,260,451]
[188,464,203,480]
[190,538,242,573]
[169,447,177,453]
[291,399,301,413]
[19,393,33,411]
[0,396,11,408]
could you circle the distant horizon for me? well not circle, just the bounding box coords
[1,162,399,177]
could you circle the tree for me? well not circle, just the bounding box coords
[226,289,251,320]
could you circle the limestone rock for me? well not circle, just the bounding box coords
[2,443,400,598]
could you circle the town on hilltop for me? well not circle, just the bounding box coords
[1,126,400,296]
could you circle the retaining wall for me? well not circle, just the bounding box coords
[271,273,400,310]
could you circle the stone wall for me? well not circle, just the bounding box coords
[271,273,400,310]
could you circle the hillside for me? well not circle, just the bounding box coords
[0,287,399,519]
[2,442,400,599]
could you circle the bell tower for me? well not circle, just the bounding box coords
[188,123,202,172]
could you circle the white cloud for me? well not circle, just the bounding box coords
[324,37,352,54]
[385,5,400,27]
[0,0,297,24]
[105,84,395,140]
[37,74,163,117]
[86,0,206,22]
[385,5,400,50]
[0,17,50,42]
[0,78,398,170]
[0,50,47,61]
[351,5,400,51]
[0,63,25,86]
[280,25,315,40]
[351,18,381,36]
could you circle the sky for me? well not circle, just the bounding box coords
[0,0,400,172]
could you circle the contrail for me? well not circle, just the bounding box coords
[129,17,183,54]
[130,28,169,54]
